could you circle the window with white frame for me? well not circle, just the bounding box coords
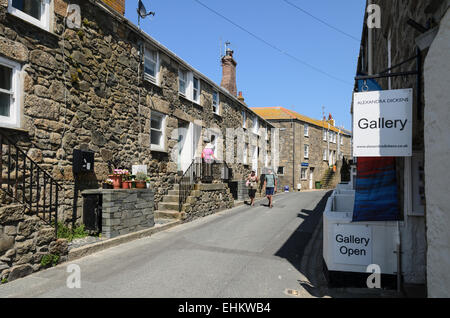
[144,48,159,84]
[304,123,309,137]
[304,144,309,159]
[277,166,284,175]
[178,69,187,96]
[301,168,307,180]
[150,111,166,151]
[212,90,219,114]
[242,111,247,128]
[8,0,50,31]
[323,129,327,141]
[323,149,327,161]
[252,116,259,134]
[192,76,200,104]
[0,56,20,128]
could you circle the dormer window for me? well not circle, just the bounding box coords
[179,69,187,96]
[193,76,200,104]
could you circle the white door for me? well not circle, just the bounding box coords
[178,123,202,173]
[309,168,314,189]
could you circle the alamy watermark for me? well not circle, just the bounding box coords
[366,4,381,29]
[66,264,81,289]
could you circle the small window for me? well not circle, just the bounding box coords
[277,167,284,175]
[212,90,219,114]
[144,48,159,84]
[193,76,200,103]
[242,111,247,129]
[304,124,309,137]
[150,111,166,151]
[301,168,307,180]
[0,56,20,128]
[9,0,50,31]
[323,130,327,141]
[179,69,187,96]
[304,144,309,159]
[323,149,327,161]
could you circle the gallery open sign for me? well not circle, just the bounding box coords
[353,88,413,157]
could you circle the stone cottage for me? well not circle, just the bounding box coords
[0,0,276,228]
[252,107,352,191]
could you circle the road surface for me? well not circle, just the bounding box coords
[0,190,331,298]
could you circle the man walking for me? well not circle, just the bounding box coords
[263,169,277,208]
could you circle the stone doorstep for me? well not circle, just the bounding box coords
[68,220,181,262]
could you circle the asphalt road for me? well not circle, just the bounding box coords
[0,190,331,298]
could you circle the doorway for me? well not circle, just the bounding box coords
[309,167,315,189]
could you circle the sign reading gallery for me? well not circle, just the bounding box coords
[353,88,413,157]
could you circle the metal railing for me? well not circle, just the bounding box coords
[0,131,62,235]
[178,158,231,212]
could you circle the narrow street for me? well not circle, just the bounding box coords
[0,191,331,298]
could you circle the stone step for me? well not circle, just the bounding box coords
[168,190,180,196]
[173,184,180,190]
[163,195,180,203]
[154,210,185,220]
[158,202,180,211]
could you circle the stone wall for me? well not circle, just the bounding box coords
[0,204,68,283]
[183,183,234,222]
[0,0,272,225]
[82,189,155,239]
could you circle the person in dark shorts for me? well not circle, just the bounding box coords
[246,170,258,206]
[263,169,277,208]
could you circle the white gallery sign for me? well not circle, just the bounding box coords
[333,224,372,266]
[353,88,412,157]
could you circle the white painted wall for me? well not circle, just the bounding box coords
[424,8,450,298]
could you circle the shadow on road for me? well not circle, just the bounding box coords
[274,190,332,297]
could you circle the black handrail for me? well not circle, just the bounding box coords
[178,158,231,212]
[0,131,62,235]
[178,158,201,212]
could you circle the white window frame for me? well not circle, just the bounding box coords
[150,110,166,151]
[301,168,307,180]
[323,149,327,161]
[242,111,247,129]
[243,143,248,164]
[144,48,159,85]
[304,144,309,159]
[252,116,259,134]
[304,123,309,137]
[0,56,21,128]
[323,129,327,141]
[8,0,50,32]
[277,166,284,175]
[192,76,200,104]
[212,90,219,114]
[178,68,187,96]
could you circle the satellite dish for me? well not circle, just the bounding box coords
[138,0,155,19]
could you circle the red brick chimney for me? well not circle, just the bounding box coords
[220,48,237,96]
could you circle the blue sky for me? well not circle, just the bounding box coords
[125,0,366,131]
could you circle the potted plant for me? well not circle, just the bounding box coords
[121,173,131,189]
[135,172,147,189]
[109,169,129,189]
[103,178,114,189]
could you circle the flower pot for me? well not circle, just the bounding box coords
[109,175,122,189]
[135,181,146,189]
[122,181,131,189]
